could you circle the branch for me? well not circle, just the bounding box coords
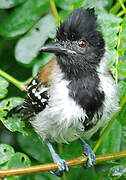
[50,0,60,23]
[117,9,126,16]
[0,69,27,92]
[115,25,122,85]
[119,0,126,11]
[109,0,126,14]
[117,0,126,16]
[0,151,126,178]
[0,69,32,92]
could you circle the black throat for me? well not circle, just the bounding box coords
[57,54,100,79]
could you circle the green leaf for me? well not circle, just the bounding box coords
[83,0,114,11]
[118,16,126,56]
[0,153,30,180]
[94,169,111,180]
[67,167,95,180]
[0,144,15,165]
[0,0,50,38]
[118,60,126,77]
[0,76,9,99]
[0,0,25,9]
[97,10,122,50]
[118,81,126,102]
[32,53,54,76]
[108,50,117,78]
[20,173,59,180]
[62,140,82,160]
[0,97,23,110]
[1,116,28,136]
[0,162,8,170]
[56,0,84,10]
[0,88,8,100]
[96,120,121,154]
[0,76,9,89]
[118,104,126,126]
[110,0,126,14]
[8,152,31,168]
[0,97,28,136]
[109,165,126,178]
[15,14,56,65]
[6,176,20,180]
[17,133,51,163]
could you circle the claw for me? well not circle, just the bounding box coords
[51,158,68,177]
[51,156,68,177]
[79,138,95,168]
[46,141,69,177]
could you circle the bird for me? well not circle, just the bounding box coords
[8,7,119,176]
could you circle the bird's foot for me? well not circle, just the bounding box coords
[46,141,68,177]
[50,154,69,177]
[80,138,95,168]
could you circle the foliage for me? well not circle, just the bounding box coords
[0,0,126,179]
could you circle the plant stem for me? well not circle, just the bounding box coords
[93,94,126,153]
[109,0,126,14]
[119,0,126,11]
[115,25,122,85]
[50,0,60,23]
[1,150,126,178]
[117,9,126,16]
[0,69,26,92]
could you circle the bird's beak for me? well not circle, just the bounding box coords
[40,42,76,55]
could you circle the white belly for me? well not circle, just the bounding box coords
[31,62,119,143]
[31,77,87,143]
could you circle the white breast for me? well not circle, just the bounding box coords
[31,55,119,143]
[31,65,87,143]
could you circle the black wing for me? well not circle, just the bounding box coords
[22,78,49,120]
[7,58,56,120]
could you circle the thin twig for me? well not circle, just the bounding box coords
[0,69,27,92]
[115,25,122,85]
[117,9,126,16]
[1,151,126,178]
[117,0,126,16]
[119,0,126,11]
[50,0,60,23]
[109,0,126,14]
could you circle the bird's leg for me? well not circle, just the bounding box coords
[46,140,69,177]
[79,137,95,167]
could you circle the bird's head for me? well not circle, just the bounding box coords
[40,8,105,76]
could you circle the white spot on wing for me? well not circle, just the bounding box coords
[32,88,36,94]
[32,79,37,85]
[41,98,47,103]
[38,95,41,100]
[34,92,39,97]
[39,87,48,94]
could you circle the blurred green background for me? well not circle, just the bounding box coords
[0,0,126,179]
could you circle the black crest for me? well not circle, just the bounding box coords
[56,8,98,41]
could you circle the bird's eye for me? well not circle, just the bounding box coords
[78,40,87,48]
